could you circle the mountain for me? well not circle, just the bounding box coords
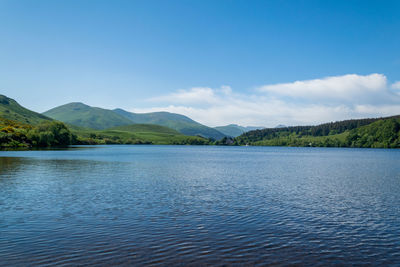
[0,94,52,125]
[43,102,133,130]
[214,124,264,137]
[113,108,226,140]
[43,103,226,139]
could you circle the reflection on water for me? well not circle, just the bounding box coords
[0,145,400,266]
[0,157,24,176]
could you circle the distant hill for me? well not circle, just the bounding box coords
[113,108,226,140]
[214,124,264,137]
[43,102,134,130]
[0,94,52,125]
[43,103,226,139]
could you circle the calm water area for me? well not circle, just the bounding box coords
[0,145,399,265]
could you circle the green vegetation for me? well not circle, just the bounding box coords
[235,116,400,148]
[0,95,76,148]
[0,95,52,124]
[0,118,75,148]
[0,117,211,147]
[346,117,400,148]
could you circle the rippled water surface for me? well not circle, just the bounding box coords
[1,145,400,266]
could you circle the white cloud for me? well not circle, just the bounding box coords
[392,81,400,90]
[149,87,217,105]
[132,74,400,127]
[258,73,388,102]
[354,104,400,116]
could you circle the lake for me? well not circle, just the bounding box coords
[1,145,400,266]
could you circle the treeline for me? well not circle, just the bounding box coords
[235,117,400,148]
[0,118,76,148]
[236,116,399,144]
[74,132,153,145]
[75,133,211,145]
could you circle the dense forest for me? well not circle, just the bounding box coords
[234,116,400,148]
[236,116,398,143]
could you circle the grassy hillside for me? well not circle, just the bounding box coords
[0,95,52,125]
[73,124,210,145]
[43,102,133,130]
[234,116,400,148]
[113,108,226,140]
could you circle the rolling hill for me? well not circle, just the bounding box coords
[113,108,226,140]
[43,103,225,139]
[0,94,52,124]
[43,102,134,130]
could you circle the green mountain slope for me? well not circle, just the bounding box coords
[0,94,52,125]
[43,102,133,130]
[113,108,226,140]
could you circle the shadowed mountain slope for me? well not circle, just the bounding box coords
[0,94,52,125]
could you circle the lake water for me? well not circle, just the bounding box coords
[0,145,400,266]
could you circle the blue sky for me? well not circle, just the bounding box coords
[0,0,399,126]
